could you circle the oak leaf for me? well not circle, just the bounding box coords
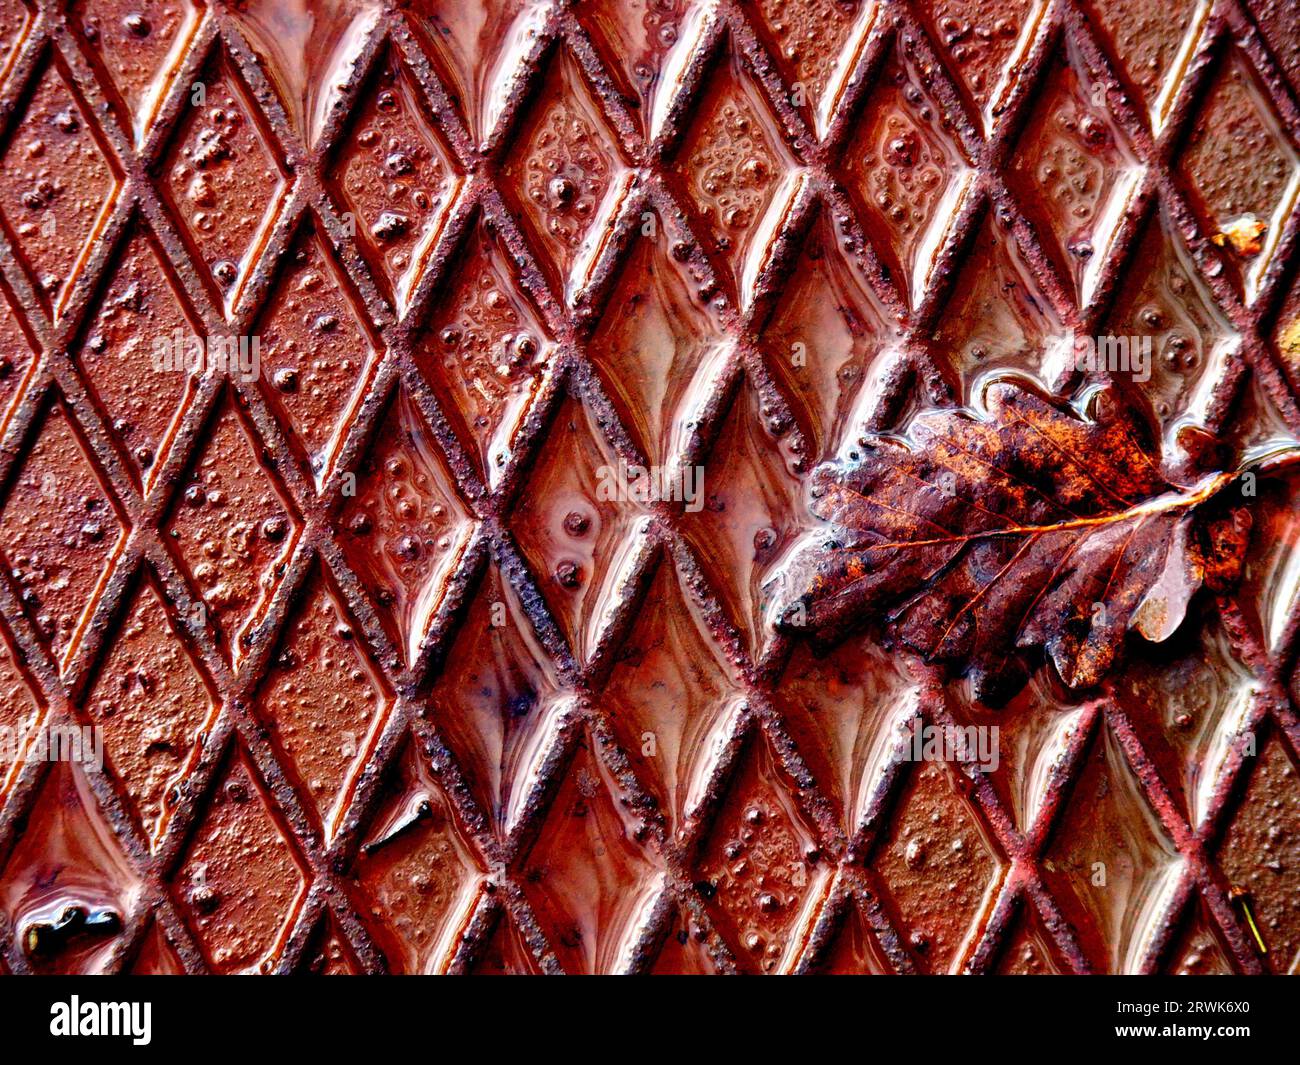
[776,379,1264,704]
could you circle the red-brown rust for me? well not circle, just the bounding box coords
[0,0,1292,976]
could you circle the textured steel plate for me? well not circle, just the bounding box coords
[0,0,1297,975]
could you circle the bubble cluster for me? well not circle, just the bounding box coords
[329,57,454,307]
[176,756,307,974]
[0,65,114,314]
[165,67,283,306]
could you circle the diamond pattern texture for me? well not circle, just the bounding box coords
[0,0,1297,976]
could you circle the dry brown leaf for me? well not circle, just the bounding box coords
[776,379,1273,704]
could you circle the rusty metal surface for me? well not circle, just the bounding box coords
[0,0,1296,974]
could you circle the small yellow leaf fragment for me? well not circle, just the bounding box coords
[1230,886,1269,955]
[1278,316,1300,362]
[1213,214,1267,257]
